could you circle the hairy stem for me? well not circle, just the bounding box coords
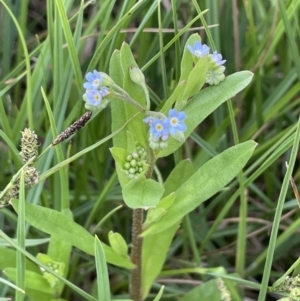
[130,149,156,301]
[130,208,144,301]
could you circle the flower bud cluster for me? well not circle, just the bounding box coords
[143,109,187,150]
[20,128,39,162]
[82,70,114,111]
[123,146,147,179]
[40,259,64,290]
[40,261,61,274]
[0,128,39,208]
[187,41,226,85]
[273,275,300,300]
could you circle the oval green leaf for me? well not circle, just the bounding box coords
[142,140,257,236]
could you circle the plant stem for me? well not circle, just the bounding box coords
[130,208,143,301]
[112,85,147,113]
[130,149,156,301]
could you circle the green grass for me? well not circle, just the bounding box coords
[0,1,300,301]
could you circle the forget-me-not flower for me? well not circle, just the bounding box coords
[84,87,108,106]
[143,116,154,125]
[187,41,210,58]
[83,70,103,90]
[144,108,187,149]
[187,40,226,85]
[150,118,170,140]
[82,70,112,110]
[168,109,187,135]
[210,51,226,66]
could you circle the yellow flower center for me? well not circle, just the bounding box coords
[170,117,178,126]
[156,124,163,131]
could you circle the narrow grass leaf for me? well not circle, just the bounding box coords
[87,0,148,71]
[152,285,164,301]
[94,236,111,301]
[0,276,25,293]
[258,117,300,301]
[0,0,33,128]
[0,129,23,167]
[55,0,82,92]
[16,170,26,301]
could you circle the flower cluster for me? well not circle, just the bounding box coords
[273,275,300,301]
[123,146,147,179]
[0,129,39,208]
[216,278,231,301]
[144,109,187,150]
[187,41,226,85]
[51,111,92,146]
[82,70,111,111]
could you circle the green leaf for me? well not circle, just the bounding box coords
[142,207,167,230]
[94,236,111,301]
[162,159,194,197]
[0,246,40,273]
[158,71,254,158]
[126,130,137,153]
[142,141,257,236]
[110,43,148,149]
[119,42,147,147]
[178,280,221,301]
[180,57,208,104]
[110,147,131,187]
[157,193,175,209]
[110,50,127,148]
[179,33,203,82]
[142,224,177,299]
[11,200,135,269]
[141,160,194,299]
[47,208,72,295]
[159,81,186,113]
[4,268,54,294]
[152,285,164,301]
[108,231,129,257]
[122,177,165,209]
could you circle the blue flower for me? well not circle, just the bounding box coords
[85,87,108,106]
[187,41,210,58]
[83,70,103,90]
[168,109,187,135]
[143,116,154,125]
[211,51,226,66]
[144,110,187,149]
[149,118,170,140]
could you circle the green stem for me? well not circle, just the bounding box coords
[112,85,147,113]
